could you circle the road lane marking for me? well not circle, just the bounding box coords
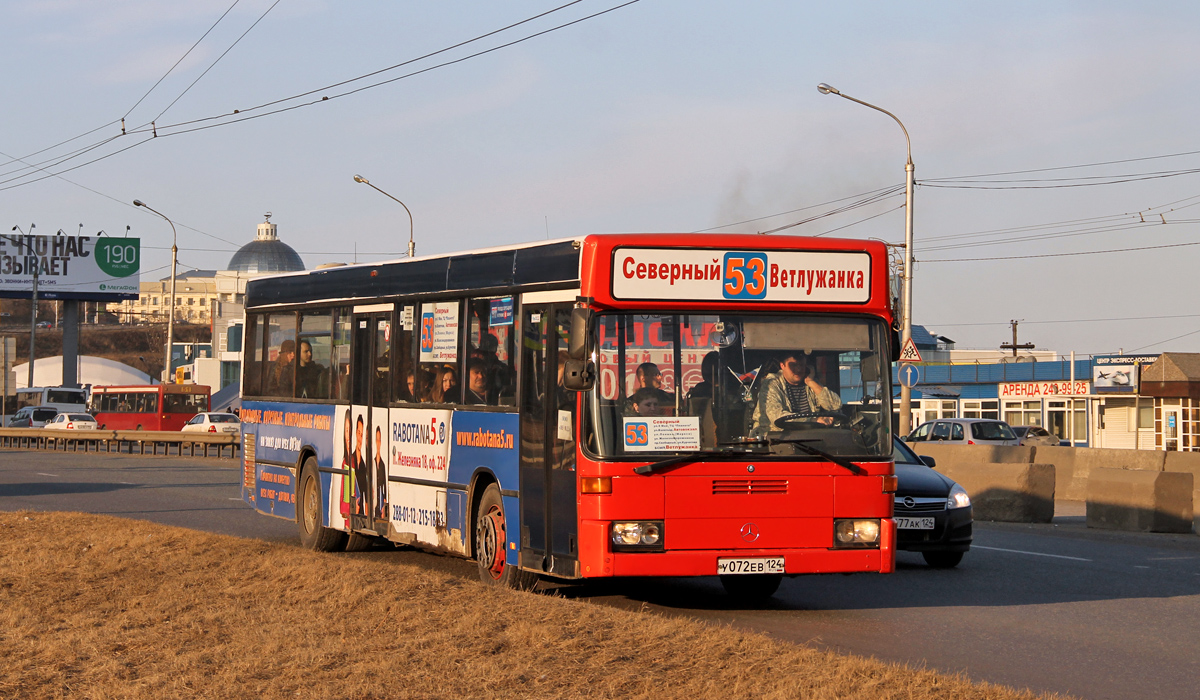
[973,545,1091,562]
[36,472,60,477]
[1134,565,1150,569]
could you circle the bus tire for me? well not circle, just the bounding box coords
[475,483,538,590]
[297,457,347,552]
[720,574,783,600]
[344,532,374,552]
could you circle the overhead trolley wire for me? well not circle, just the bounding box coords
[125,0,245,120]
[150,0,281,123]
[0,0,641,190]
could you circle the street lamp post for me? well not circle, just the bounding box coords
[353,175,415,258]
[13,224,38,388]
[133,200,177,384]
[818,82,916,435]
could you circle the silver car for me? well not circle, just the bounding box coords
[905,418,1019,446]
[1011,425,1060,447]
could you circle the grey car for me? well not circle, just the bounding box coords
[905,418,1019,446]
[1011,425,1060,447]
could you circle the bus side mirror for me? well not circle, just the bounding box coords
[565,307,595,391]
[890,327,901,362]
[568,307,592,360]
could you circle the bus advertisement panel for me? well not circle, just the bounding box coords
[239,233,897,600]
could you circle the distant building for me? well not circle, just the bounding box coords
[105,214,307,391]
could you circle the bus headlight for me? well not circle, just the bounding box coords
[611,521,664,550]
[947,484,971,509]
[833,519,881,548]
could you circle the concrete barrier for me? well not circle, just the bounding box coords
[1086,468,1193,533]
[909,443,1034,468]
[933,462,1055,523]
[1164,452,1200,533]
[1033,445,1083,500]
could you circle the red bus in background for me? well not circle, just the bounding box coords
[90,384,210,430]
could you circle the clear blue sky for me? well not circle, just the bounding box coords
[4,1,1199,357]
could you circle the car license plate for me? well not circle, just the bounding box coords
[895,517,935,530]
[717,557,785,575]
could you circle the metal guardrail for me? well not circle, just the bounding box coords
[0,427,240,458]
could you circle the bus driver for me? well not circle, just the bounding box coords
[752,353,841,435]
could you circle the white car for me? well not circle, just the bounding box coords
[44,412,99,430]
[182,412,242,434]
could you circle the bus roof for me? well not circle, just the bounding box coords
[244,233,891,317]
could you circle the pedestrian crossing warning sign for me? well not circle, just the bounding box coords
[899,337,923,362]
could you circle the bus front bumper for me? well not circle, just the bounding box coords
[578,518,896,578]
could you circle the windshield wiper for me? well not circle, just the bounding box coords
[718,437,865,475]
[633,450,749,476]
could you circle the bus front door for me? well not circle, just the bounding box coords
[350,311,393,535]
[519,304,578,577]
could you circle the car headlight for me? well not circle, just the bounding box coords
[947,483,971,509]
[610,521,663,550]
[833,519,881,548]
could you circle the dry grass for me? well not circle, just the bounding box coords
[0,511,1064,700]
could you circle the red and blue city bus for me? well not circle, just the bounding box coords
[240,234,897,598]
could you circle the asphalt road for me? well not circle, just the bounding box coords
[2,449,1198,700]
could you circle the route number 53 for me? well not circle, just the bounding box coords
[625,422,649,446]
[722,252,768,300]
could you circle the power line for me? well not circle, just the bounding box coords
[931,313,1200,328]
[124,0,244,120]
[692,183,903,233]
[0,1,640,191]
[921,239,1200,263]
[1128,326,1200,353]
[151,0,282,122]
[926,147,1200,181]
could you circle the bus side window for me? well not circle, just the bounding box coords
[264,312,298,398]
[418,300,462,405]
[243,314,263,396]
[394,305,418,403]
[297,310,333,400]
[466,297,515,406]
[332,308,353,401]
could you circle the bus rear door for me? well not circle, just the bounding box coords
[519,303,578,577]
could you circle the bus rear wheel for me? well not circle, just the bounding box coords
[475,483,538,590]
[720,574,783,600]
[297,457,347,552]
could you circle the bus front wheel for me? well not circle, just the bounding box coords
[475,483,538,590]
[297,457,347,552]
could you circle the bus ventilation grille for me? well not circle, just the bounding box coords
[712,478,788,495]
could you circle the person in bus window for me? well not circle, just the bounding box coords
[374,425,387,519]
[352,415,368,515]
[295,340,327,399]
[466,359,488,405]
[686,352,720,447]
[267,339,296,396]
[752,353,841,435]
[626,387,666,417]
[432,366,458,403]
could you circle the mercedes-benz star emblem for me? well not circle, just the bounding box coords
[740,522,760,543]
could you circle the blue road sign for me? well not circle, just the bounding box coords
[899,363,921,388]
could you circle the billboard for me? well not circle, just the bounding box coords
[0,234,140,301]
[1092,354,1159,393]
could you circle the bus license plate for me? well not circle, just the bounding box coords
[895,517,935,530]
[717,557,785,575]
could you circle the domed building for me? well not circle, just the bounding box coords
[227,214,305,273]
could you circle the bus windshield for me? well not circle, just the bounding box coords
[585,312,892,459]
